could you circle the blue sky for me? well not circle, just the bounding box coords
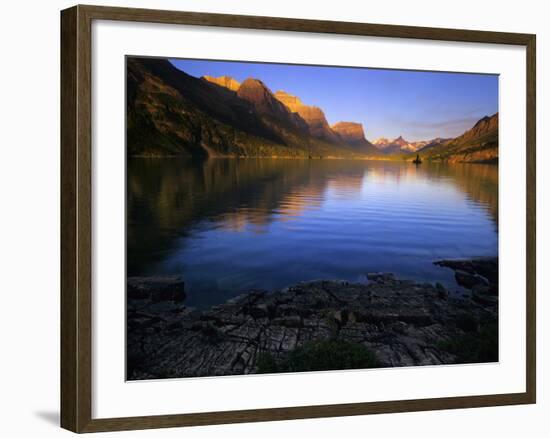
[169,58,498,142]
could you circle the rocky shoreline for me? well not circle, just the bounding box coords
[127,258,498,380]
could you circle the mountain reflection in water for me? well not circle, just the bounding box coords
[127,158,498,309]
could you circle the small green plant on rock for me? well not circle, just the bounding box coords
[438,315,498,364]
[257,339,380,374]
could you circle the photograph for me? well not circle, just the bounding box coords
[126,56,499,380]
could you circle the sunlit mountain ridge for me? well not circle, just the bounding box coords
[127,58,498,163]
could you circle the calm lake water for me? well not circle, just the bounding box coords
[127,158,498,309]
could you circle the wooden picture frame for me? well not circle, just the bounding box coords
[61,4,536,433]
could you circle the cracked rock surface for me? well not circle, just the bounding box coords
[127,258,498,380]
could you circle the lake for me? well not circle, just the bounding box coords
[127,158,498,309]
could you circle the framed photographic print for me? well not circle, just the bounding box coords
[60,4,536,433]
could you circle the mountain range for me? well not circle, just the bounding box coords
[373,136,451,154]
[127,57,498,163]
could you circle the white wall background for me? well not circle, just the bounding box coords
[0,0,546,436]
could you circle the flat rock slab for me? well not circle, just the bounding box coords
[435,257,498,285]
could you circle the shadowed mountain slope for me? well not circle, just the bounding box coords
[418,113,498,163]
[237,80,310,133]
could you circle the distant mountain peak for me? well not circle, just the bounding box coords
[236,78,309,133]
[274,90,304,107]
[472,113,498,130]
[455,113,498,144]
[243,77,263,86]
[373,135,430,153]
[331,121,379,154]
[331,122,366,143]
[239,77,270,92]
[274,90,319,114]
[237,78,275,104]
[274,90,340,142]
[393,135,409,145]
[474,115,491,126]
[202,75,241,91]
